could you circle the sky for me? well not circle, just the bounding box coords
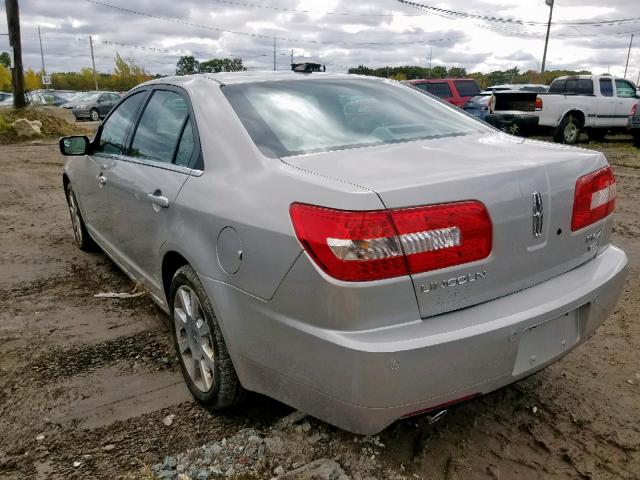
[2,0,640,78]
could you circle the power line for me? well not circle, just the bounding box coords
[80,0,464,46]
[211,0,422,17]
[397,0,640,27]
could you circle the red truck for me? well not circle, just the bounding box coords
[404,78,481,107]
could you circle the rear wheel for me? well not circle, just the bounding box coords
[89,108,100,121]
[65,183,95,251]
[554,114,582,144]
[169,265,244,408]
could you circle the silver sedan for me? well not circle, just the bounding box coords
[59,72,627,434]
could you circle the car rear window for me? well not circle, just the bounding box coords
[222,79,489,158]
[454,80,480,97]
[423,82,452,98]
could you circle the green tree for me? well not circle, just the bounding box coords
[176,55,200,75]
[447,67,467,78]
[0,64,11,92]
[0,51,10,68]
[198,58,246,73]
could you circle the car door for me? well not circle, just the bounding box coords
[76,90,148,243]
[105,86,198,295]
[596,77,617,127]
[97,93,112,116]
[614,78,639,125]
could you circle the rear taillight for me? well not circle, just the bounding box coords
[631,103,638,117]
[571,166,616,232]
[535,96,543,111]
[289,201,492,282]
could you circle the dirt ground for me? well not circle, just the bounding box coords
[0,135,639,480]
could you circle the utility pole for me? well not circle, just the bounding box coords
[541,0,554,73]
[37,25,46,89]
[273,36,276,71]
[624,34,634,79]
[5,0,26,108]
[290,49,293,67]
[89,35,99,90]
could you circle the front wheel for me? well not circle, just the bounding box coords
[554,115,582,144]
[169,265,244,408]
[89,108,100,121]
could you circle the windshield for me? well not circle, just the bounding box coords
[73,92,101,103]
[223,79,490,157]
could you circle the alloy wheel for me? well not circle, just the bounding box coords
[67,190,83,246]
[90,109,99,121]
[173,285,216,393]
[564,122,579,143]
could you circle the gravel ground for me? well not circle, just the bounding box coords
[0,136,639,480]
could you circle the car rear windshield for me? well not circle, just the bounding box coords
[222,79,489,158]
[454,80,480,97]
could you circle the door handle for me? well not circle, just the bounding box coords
[97,174,107,186]
[147,191,169,208]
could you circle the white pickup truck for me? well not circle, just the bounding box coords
[488,75,640,144]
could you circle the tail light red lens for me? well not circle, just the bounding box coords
[631,103,638,117]
[571,166,616,232]
[289,201,492,282]
[535,96,543,111]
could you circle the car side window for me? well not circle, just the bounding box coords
[174,118,195,167]
[425,82,452,98]
[615,79,637,98]
[95,92,146,155]
[548,79,565,93]
[599,78,613,97]
[129,90,189,164]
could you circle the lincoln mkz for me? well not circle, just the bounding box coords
[59,71,628,434]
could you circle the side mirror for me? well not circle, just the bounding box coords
[59,136,90,156]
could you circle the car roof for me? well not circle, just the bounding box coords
[140,71,369,87]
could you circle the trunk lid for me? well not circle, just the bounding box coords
[282,133,610,318]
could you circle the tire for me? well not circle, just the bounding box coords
[554,114,582,144]
[169,265,244,408]
[64,182,96,251]
[587,129,606,142]
[633,132,640,148]
[89,108,100,121]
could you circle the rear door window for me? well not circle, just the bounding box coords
[130,90,190,164]
[96,91,146,155]
[454,80,480,97]
[599,78,614,97]
[615,79,637,98]
[424,82,452,98]
[174,120,195,167]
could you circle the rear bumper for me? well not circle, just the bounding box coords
[486,113,539,130]
[201,245,627,434]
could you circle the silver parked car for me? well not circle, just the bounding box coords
[59,72,628,434]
